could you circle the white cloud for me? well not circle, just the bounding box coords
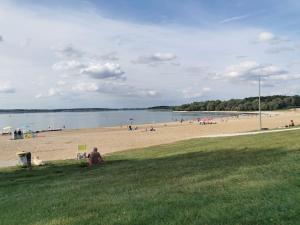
[35,88,64,98]
[133,52,177,65]
[221,61,288,81]
[258,32,276,43]
[0,35,3,42]
[219,14,250,24]
[254,65,288,77]
[35,93,43,99]
[146,90,159,97]
[0,82,15,93]
[265,46,295,54]
[100,52,119,61]
[57,80,67,86]
[80,63,125,80]
[256,31,289,45]
[53,60,126,80]
[0,1,299,108]
[182,87,211,98]
[74,81,160,98]
[72,82,99,92]
[223,61,259,79]
[271,74,300,80]
[202,87,211,92]
[52,60,85,71]
[54,45,83,58]
[256,32,296,54]
[126,88,160,98]
[52,80,161,99]
[48,88,62,97]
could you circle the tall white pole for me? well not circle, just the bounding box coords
[259,75,262,130]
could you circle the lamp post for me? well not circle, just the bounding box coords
[258,75,262,130]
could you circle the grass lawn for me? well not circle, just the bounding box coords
[0,130,300,225]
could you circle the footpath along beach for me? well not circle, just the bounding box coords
[0,109,299,167]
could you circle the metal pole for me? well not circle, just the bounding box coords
[259,75,262,130]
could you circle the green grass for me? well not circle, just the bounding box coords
[1,131,300,225]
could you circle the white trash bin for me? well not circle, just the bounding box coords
[16,151,31,167]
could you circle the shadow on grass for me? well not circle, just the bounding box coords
[0,146,290,188]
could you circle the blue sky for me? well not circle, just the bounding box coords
[0,0,300,108]
[17,0,300,29]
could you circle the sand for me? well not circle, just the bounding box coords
[0,109,299,166]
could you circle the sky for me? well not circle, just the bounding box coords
[0,0,300,108]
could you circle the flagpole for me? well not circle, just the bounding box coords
[259,75,262,130]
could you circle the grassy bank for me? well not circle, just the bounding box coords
[1,131,300,225]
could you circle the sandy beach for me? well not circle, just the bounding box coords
[0,109,299,166]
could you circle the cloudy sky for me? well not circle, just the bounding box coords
[0,0,300,108]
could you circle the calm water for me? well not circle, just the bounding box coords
[0,110,237,131]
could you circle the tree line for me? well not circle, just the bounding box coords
[174,95,300,111]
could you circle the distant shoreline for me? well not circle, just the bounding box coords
[0,107,174,114]
[0,108,147,114]
[0,108,283,115]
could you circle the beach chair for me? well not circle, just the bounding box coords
[77,144,87,160]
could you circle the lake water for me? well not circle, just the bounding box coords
[0,110,238,131]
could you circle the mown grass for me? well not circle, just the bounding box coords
[0,130,300,225]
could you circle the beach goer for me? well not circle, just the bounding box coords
[87,147,104,166]
[150,126,156,131]
[128,125,133,131]
[289,120,295,127]
[33,156,45,166]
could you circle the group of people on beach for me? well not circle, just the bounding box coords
[14,129,23,136]
[128,125,156,132]
[13,129,24,139]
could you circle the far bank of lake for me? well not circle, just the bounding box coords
[0,110,239,131]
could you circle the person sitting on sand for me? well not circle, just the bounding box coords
[150,126,156,131]
[289,120,295,127]
[87,147,104,166]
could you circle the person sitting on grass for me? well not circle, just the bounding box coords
[87,147,104,166]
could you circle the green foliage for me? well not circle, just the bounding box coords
[175,95,300,111]
[1,130,300,225]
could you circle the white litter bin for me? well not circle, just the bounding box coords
[16,151,31,167]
